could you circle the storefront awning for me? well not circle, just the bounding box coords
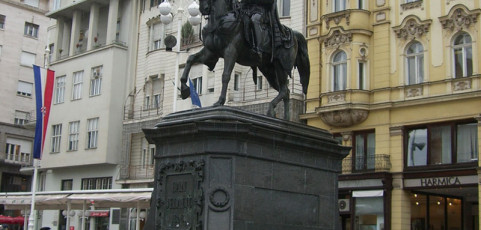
[0,189,153,210]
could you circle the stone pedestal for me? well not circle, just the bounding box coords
[143,107,349,230]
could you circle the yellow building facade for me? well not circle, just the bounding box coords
[303,0,481,230]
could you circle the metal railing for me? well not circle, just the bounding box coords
[342,154,391,174]
[124,105,163,121]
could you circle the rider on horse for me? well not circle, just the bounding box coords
[240,0,288,60]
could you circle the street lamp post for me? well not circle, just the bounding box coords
[158,0,201,113]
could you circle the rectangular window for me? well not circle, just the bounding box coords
[24,22,39,38]
[193,77,202,95]
[277,0,290,17]
[81,177,112,190]
[48,44,54,63]
[234,73,240,91]
[72,71,83,100]
[24,0,39,7]
[256,76,263,90]
[51,124,62,153]
[20,51,36,67]
[358,0,366,9]
[150,146,155,165]
[90,66,102,96]
[52,0,61,10]
[61,179,73,191]
[68,121,80,151]
[142,148,147,167]
[17,81,33,97]
[55,76,66,104]
[358,62,365,90]
[353,131,375,171]
[87,118,99,149]
[144,95,150,110]
[406,121,478,167]
[5,143,20,161]
[14,111,30,125]
[153,39,162,50]
[0,15,5,29]
[153,94,161,108]
[333,0,346,12]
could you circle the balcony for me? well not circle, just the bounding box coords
[342,154,391,174]
[119,165,154,181]
[124,105,163,121]
[316,90,370,127]
[321,9,371,32]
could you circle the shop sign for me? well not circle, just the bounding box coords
[89,211,109,217]
[403,175,477,188]
[420,176,461,187]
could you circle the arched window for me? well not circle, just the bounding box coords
[406,42,424,85]
[453,33,473,78]
[332,51,347,91]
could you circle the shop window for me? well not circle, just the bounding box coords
[353,131,375,172]
[354,194,384,230]
[406,41,424,85]
[332,51,347,91]
[410,193,462,230]
[406,121,478,167]
[453,32,473,78]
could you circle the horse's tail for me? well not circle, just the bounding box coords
[294,31,310,94]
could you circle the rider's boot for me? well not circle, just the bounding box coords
[252,16,264,60]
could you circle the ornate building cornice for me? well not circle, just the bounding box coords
[322,10,351,29]
[400,0,423,11]
[321,28,353,48]
[392,16,432,40]
[439,5,481,31]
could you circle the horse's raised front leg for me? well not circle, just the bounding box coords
[214,56,237,107]
[267,66,289,119]
[180,48,215,99]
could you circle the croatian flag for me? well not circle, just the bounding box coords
[33,65,55,159]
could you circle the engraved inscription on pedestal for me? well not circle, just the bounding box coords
[156,161,204,230]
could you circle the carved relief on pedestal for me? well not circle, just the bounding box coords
[393,16,432,40]
[320,109,369,127]
[322,28,353,48]
[439,5,481,31]
[453,78,472,91]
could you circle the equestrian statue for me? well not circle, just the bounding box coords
[180,0,310,120]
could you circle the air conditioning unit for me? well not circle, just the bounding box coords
[338,199,350,213]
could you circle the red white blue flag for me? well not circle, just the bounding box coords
[33,65,55,159]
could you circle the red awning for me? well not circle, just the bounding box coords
[12,216,24,225]
[0,215,14,224]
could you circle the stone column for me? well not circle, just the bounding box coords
[106,0,119,44]
[87,3,100,51]
[69,10,82,55]
[55,18,65,60]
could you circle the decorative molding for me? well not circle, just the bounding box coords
[392,16,432,40]
[439,5,481,31]
[320,109,369,127]
[376,12,386,22]
[156,160,205,230]
[401,0,423,11]
[376,0,386,7]
[405,86,423,98]
[309,27,319,36]
[323,11,351,29]
[208,186,231,212]
[322,28,353,48]
[453,78,472,91]
[389,126,403,136]
[327,92,346,103]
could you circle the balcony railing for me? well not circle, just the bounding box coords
[124,105,163,121]
[119,164,154,180]
[342,154,391,174]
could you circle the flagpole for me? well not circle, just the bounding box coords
[28,160,39,230]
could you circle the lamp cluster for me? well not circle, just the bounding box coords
[158,0,201,26]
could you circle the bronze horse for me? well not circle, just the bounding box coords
[180,0,310,120]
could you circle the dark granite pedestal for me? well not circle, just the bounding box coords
[143,107,349,230]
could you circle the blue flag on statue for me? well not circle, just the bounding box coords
[189,79,202,108]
